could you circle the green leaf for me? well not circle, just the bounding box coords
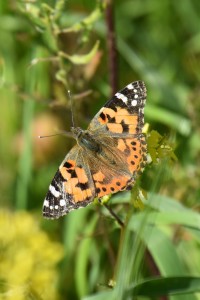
[59,2,106,33]
[124,276,200,297]
[83,291,114,300]
[147,193,188,212]
[128,221,187,276]
[75,214,98,298]
[147,130,177,164]
[129,210,200,230]
[59,40,100,65]
[146,105,191,136]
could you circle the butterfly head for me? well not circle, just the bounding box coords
[71,127,83,139]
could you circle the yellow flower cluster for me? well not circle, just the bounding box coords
[0,210,64,300]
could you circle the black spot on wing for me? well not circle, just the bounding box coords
[95,187,101,194]
[63,161,73,168]
[107,115,116,123]
[121,120,129,133]
[100,112,106,121]
[76,182,90,190]
[70,170,77,178]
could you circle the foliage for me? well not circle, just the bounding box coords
[0,0,200,299]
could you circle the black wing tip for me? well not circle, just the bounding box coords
[42,201,69,220]
[42,193,94,220]
[124,80,147,98]
[130,80,146,88]
[43,210,68,220]
[105,80,147,109]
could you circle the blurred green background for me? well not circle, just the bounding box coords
[0,1,200,299]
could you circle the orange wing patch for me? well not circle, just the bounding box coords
[98,107,138,124]
[93,171,105,181]
[98,107,116,124]
[98,106,139,134]
[126,137,147,174]
[60,159,76,180]
[117,139,127,152]
[115,136,147,175]
[66,185,93,203]
[93,173,132,198]
[60,160,93,203]
[75,167,88,183]
[106,123,123,133]
[115,114,138,125]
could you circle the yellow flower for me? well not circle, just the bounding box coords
[0,209,64,300]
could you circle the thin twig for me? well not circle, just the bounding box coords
[105,0,118,95]
[103,203,124,227]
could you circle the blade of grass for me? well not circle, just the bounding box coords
[125,276,200,298]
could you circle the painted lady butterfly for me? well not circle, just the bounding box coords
[43,81,147,219]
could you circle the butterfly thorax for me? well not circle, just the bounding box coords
[71,127,101,153]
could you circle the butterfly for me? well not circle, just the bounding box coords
[43,80,147,219]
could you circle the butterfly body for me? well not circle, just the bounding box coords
[43,81,147,219]
[73,127,102,153]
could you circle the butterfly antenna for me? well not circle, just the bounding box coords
[39,130,73,139]
[68,90,75,128]
[38,133,62,139]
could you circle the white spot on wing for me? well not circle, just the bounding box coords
[115,92,128,104]
[60,199,65,206]
[134,94,138,98]
[50,205,53,210]
[131,99,138,106]
[44,200,49,207]
[55,205,58,209]
[49,184,61,198]
[127,83,133,90]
